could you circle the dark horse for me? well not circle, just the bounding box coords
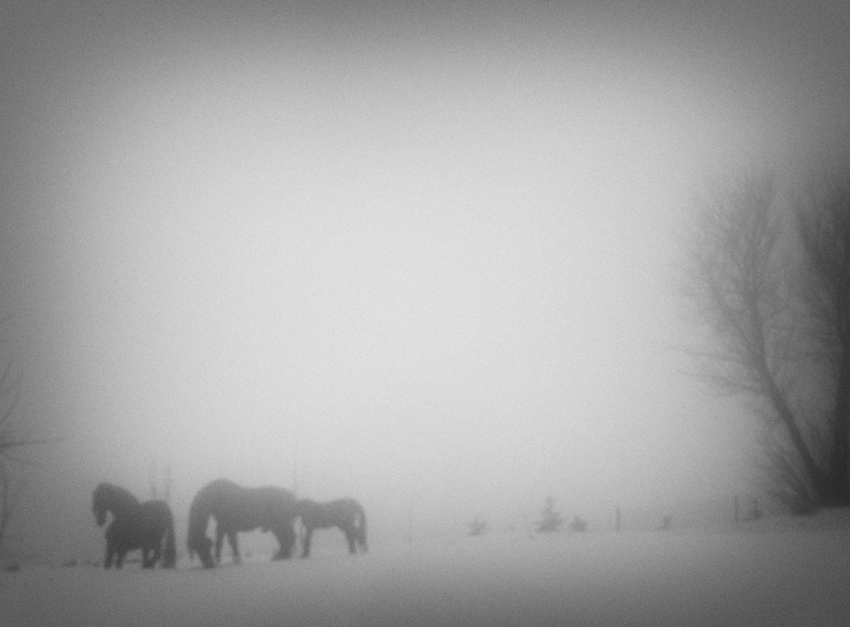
[186,478,298,568]
[296,498,368,557]
[91,483,177,569]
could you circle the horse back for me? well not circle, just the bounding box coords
[334,498,365,521]
[205,481,296,533]
[300,498,364,529]
[105,499,173,551]
[141,500,173,527]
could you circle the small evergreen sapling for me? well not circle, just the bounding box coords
[536,495,563,533]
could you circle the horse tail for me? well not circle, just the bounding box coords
[355,501,368,551]
[161,506,177,568]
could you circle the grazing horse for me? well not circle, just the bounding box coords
[186,478,298,568]
[91,483,177,569]
[296,498,368,557]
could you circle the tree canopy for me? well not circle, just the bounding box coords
[684,167,850,513]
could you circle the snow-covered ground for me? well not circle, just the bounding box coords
[3,512,850,627]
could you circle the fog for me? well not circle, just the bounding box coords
[2,0,849,561]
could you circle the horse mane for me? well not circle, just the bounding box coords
[93,483,140,511]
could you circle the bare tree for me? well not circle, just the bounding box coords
[0,336,52,554]
[0,341,25,552]
[683,168,850,513]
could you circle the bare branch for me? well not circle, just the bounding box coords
[0,437,61,455]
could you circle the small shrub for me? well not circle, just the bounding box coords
[468,517,488,536]
[569,516,587,532]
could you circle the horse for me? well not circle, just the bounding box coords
[186,478,298,568]
[91,483,177,569]
[295,497,368,557]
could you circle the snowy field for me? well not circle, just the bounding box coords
[3,513,850,627]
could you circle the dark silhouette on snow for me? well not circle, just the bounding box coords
[296,497,367,557]
[91,482,177,569]
[187,478,297,568]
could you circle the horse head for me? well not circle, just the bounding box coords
[92,483,110,526]
[92,482,139,526]
[188,532,214,568]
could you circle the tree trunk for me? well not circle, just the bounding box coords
[826,346,850,506]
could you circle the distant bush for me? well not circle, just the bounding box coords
[569,516,587,532]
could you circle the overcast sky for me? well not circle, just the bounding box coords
[2,0,850,559]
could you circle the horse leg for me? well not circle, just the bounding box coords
[144,543,160,568]
[301,527,313,558]
[282,522,295,559]
[360,531,368,553]
[272,524,295,560]
[345,527,356,554]
[215,527,225,563]
[228,531,241,564]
